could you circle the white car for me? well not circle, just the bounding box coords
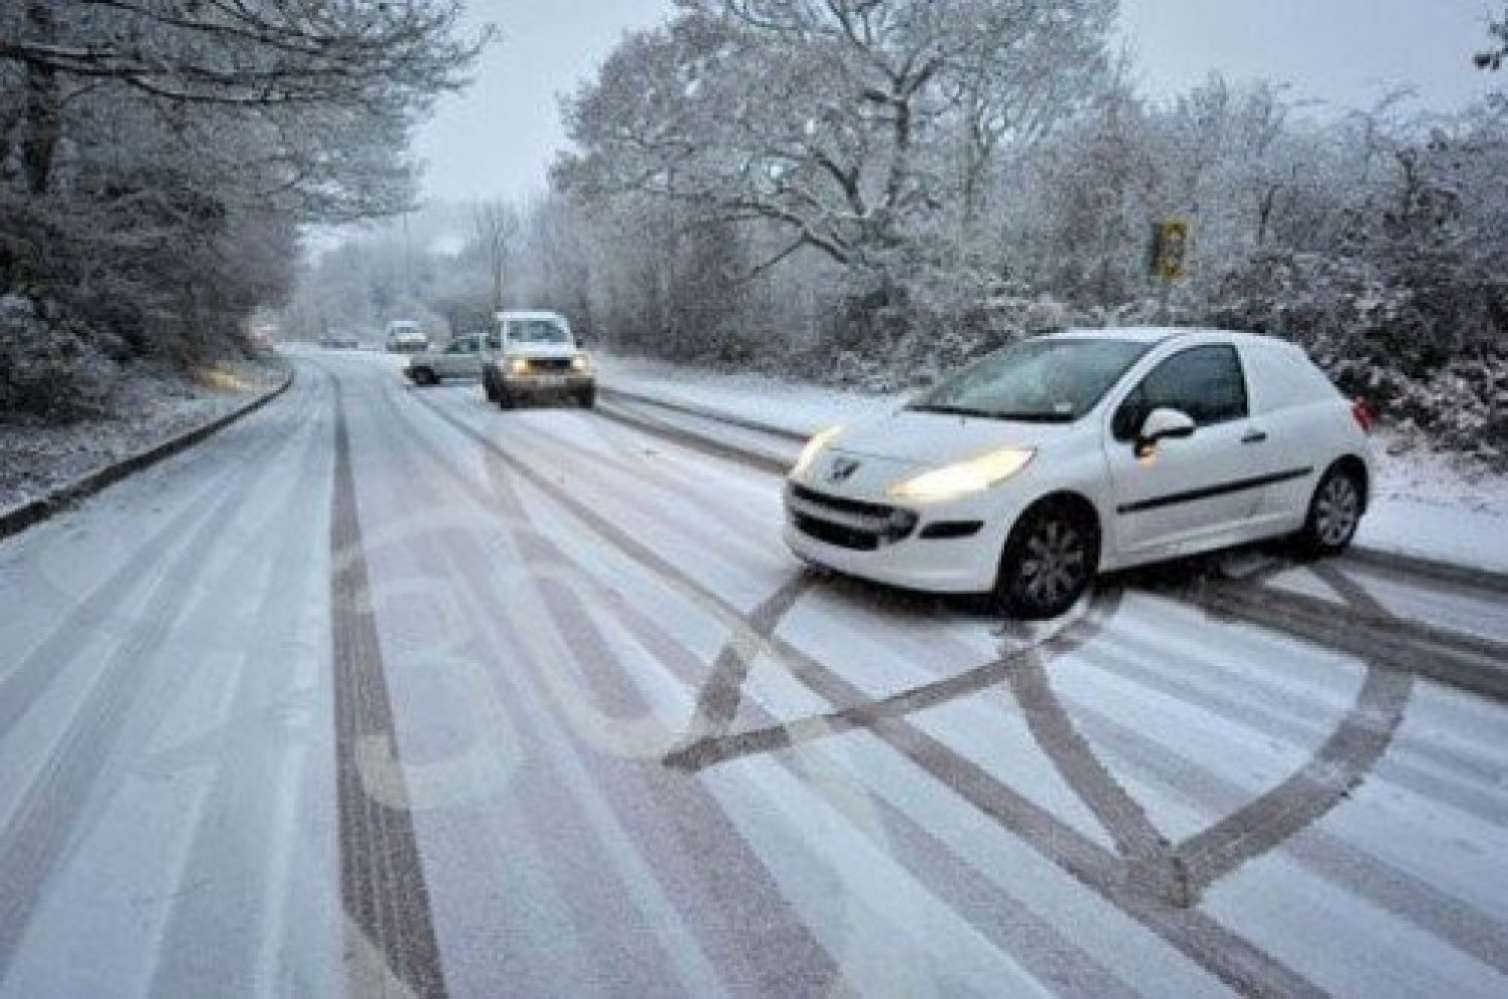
[386,320,430,354]
[480,310,595,409]
[404,334,484,385]
[784,328,1375,618]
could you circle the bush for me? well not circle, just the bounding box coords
[0,295,122,421]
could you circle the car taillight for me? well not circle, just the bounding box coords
[1351,397,1376,434]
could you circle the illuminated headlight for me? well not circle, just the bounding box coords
[507,357,529,376]
[887,449,1035,503]
[570,353,591,373]
[791,425,845,478]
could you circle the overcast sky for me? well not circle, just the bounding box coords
[411,0,1502,205]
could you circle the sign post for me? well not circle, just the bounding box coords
[1149,218,1192,324]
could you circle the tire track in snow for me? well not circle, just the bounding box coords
[0,372,318,982]
[328,379,448,999]
[407,386,1326,999]
[1168,563,1415,903]
[372,374,836,996]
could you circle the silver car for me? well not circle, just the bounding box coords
[404,335,484,385]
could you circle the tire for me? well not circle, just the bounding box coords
[577,386,596,409]
[994,500,1099,620]
[496,388,515,411]
[1300,464,1363,556]
[412,367,437,386]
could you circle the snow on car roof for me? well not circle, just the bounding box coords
[494,310,568,322]
[1047,326,1290,348]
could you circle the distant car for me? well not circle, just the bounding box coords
[386,321,429,354]
[480,311,595,409]
[404,334,483,386]
[319,334,360,350]
[784,328,1375,619]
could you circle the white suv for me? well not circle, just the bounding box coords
[481,311,595,409]
[784,328,1375,618]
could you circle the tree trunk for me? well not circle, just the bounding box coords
[22,2,62,196]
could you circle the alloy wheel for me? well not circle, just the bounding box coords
[1315,473,1360,548]
[1018,517,1089,611]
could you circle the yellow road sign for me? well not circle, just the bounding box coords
[1151,219,1192,280]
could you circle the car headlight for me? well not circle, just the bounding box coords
[507,357,529,376]
[791,425,845,478]
[570,353,591,373]
[887,449,1035,503]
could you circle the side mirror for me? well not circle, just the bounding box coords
[1136,407,1195,457]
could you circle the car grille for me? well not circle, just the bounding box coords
[786,484,917,551]
[523,358,573,372]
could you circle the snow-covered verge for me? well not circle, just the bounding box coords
[0,355,288,512]
[598,354,1508,576]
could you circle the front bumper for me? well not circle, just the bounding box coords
[781,481,1016,594]
[499,372,594,393]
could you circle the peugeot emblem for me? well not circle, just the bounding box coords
[828,457,861,483]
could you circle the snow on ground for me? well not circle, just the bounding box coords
[598,353,1508,575]
[0,355,287,512]
[598,354,905,434]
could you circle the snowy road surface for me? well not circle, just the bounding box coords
[2,352,1506,998]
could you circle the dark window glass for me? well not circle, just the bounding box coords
[509,320,570,344]
[1113,345,1248,439]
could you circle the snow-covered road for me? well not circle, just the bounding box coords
[1,351,1505,998]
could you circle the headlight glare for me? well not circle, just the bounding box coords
[507,357,529,375]
[791,425,845,478]
[570,353,591,373]
[888,449,1035,503]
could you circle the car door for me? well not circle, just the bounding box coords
[1104,343,1266,557]
[440,337,479,378]
[435,340,464,378]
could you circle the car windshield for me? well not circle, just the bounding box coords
[510,319,569,344]
[908,338,1153,422]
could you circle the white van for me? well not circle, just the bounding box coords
[385,320,430,354]
[480,311,595,409]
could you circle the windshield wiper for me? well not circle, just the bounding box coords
[988,411,1076,423]
[906,404,1000,419]
[908,404,1075,423]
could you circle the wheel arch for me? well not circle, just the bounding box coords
[1010,490,1104,571]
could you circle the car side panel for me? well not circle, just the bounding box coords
[1242,342,1371,528]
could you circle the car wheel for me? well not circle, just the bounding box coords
[497,388,515,411]
[995,500,1098,620]
[412,367,436,386]
[1301,464,1363,556]
[577,386,596,409]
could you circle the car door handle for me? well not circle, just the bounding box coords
[1241,430,1268,445]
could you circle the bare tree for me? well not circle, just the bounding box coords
[556,1,1115,276]
[470,200,521,314]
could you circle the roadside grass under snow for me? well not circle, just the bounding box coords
[597,353,1508,575]
[0,356,286,512]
